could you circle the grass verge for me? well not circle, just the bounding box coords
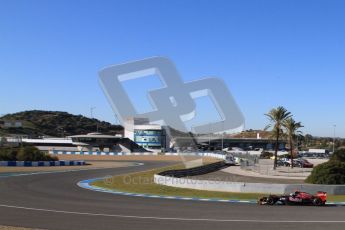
[91,164,345,202]
[92,164,265,201]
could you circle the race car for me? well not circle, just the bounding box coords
[258,191,327,206]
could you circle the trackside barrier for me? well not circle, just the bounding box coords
[0,160,86,167]
[154,174,345,195]
[49,150,159,156]
[158,161,227,178]
[164,152,226,160]
[48,151,227,160]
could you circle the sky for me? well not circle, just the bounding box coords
[0,0,344,137]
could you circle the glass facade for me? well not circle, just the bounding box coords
[134,130,163,149]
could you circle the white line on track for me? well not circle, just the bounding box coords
[0,204,344,223]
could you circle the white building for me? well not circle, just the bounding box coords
[124,117,169,152]
[3,133,146,153]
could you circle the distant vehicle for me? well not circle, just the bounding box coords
[276,159,286,167]
[224,154,236,165]
[295,159,314,168]
[284,159,314,168]
[278,158,291,166]
[276,158,313,168]
[224,147,247,155]
[258,191,327,206]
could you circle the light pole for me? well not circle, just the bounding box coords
[208,123,211,147]
[114,114,120,125]
[333,125,336,153]
[221,121,224,151]
[90,107,99,133]
[58,127,64,138]
[90,107,96,119]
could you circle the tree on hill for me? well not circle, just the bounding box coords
[0,110,123,137]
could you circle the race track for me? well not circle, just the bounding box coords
[1,161,345,230]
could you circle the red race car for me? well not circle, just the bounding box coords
[258,191,327,206]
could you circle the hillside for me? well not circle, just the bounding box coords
[0,110,123,137]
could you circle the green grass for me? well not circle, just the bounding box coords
[92,164,267,201]
[91,164,345,202]
[327,195,345,202]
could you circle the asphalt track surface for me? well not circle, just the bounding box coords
[1,161,345,230]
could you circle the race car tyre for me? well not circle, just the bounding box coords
[312,198,323,206]
[267,197,276,205]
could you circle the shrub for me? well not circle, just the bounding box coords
[330,149,345,162]
[16,146,58,161]
[0,148,17,161]
[0,146,58,161]
[0,137,7,147]
[306,161,345,184]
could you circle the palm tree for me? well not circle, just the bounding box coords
[265,106,292,170]
[283,118,303,168]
